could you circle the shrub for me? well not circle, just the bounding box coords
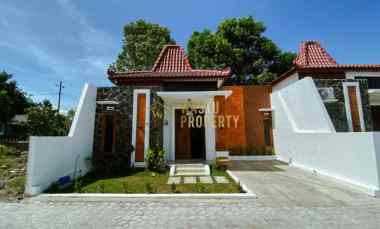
[0,144,18,156]
[145,148,166,172]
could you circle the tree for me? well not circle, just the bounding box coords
[0,71,31,134]
[115,19,175,71]
[26,100,68,136]
[187,16,296,85]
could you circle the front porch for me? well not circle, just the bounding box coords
[157,90,232,162]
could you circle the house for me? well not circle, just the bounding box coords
[26,41,380,196]
[94,45,273,166]
[272,41,380,132]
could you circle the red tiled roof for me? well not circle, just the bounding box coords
[294,41,338,67]
[272,41,380,85]
[152,45,192,72]
[108,45,231,83]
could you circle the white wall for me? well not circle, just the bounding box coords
[272,72,299,92]
[25,84,97,195]
[272,77,380,196]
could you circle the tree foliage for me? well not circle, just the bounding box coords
[115,19,175,71]
[187,16,296,85]
[26,100,69,136]
[0,71,31,129]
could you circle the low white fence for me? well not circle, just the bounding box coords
[272,77,380,196]
[25,84,97,195]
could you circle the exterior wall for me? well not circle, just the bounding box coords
[93,87,134,161]
[94,86,163,165]
[25,84,97,195]
[272,78,380,196]
[244,85,272,149]
[215,87,246,153]
[272,73,299,92]
[314,79,373,132]
[216,85,272,155]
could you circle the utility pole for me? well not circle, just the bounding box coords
[57,81,64,112]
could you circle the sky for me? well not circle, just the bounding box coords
[0,0,379,112]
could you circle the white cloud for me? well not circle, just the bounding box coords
[0,0,119,109]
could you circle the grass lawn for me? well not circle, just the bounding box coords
[0,145,27,201]
[48,167,242,194]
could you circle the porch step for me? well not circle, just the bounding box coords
[170,164,210,176]
[170,164,210,177]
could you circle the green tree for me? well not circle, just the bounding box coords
[187,16,296,85]
[115,19,175,71]
[0,71,31,134]
[26,100,68,136]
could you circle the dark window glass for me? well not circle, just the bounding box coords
[355,77,380,89]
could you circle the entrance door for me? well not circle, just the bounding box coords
[175,109,206,160]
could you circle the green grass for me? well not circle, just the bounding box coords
[0,145,27,201]
[49,167,242,194]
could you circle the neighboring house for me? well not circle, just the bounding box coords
[272,41,380,132]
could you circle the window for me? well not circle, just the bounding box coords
[355,77,380,89]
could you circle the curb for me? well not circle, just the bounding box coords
[226,170,255,195]
[31,192,256,201]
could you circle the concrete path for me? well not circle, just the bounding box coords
[229,160,379,208]
[1,160,380,228]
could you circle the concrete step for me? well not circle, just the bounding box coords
[175,172,207,176]
[170,164,210,177]
[175,164,204,168]
[175,167,205,172]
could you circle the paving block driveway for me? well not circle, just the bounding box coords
[229,160,378,208]
[1,160,380,228]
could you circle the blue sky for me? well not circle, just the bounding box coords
[1,0,379,112]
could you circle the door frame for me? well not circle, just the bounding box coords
[131,89,151,167]
[343,82,365,132]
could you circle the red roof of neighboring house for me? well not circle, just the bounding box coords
[272,41,380,85]
[294,41,338,67]
[108,45,231,84]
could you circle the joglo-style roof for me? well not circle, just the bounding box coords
[108,45,231,84]
[272,41,380,85]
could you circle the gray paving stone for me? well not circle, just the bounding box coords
[214,176,229,184]
[167,177,181,184]
[183,176,196,184]
[199,176,213,184]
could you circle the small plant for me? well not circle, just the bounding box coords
[74,179,83,193]
[145,182,154,193]
[98,182,106,193]
[171,183,176,193]
[145,148,166,172]
[49,181,60,193]
[122,181,129,193]
[196,183,207,193]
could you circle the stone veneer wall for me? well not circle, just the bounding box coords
[93,86,164,162]
[314,79,373,132]
[93,86,134,160]
[149,90,164,150]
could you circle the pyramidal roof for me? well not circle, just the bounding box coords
[152,45,192,72]
[272,40,380,85]
[108,44,231,84]
[294,41,338,67]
